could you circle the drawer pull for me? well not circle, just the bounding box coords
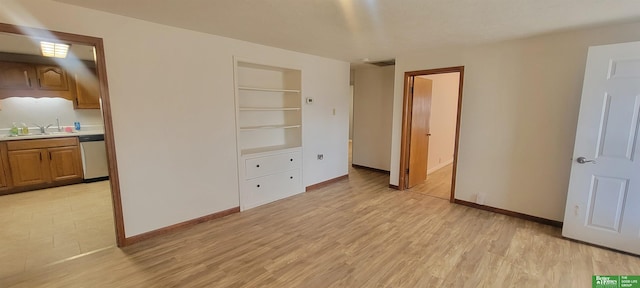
[256,164,260,168]
[290,176,293,179]
[290,158,293,161]
[256,184,260,188]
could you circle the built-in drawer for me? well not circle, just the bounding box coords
[245,151,301,179]
[243,168,302,209]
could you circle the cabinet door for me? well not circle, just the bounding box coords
[0,147,8,189]
[48,146,83,182]
[0,62,36,90]
[8,149,48,186]
[71,67,100,109]
[36,65,68,91]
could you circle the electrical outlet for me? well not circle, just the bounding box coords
[317,154,324,160]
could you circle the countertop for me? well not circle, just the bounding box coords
[0,130,104,141]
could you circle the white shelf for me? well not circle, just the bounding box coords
[241,145,301,156]
[238,86,300,93]
[239,107,301,111]
[239,124,301,131]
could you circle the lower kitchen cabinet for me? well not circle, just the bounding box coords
[0,144,9,189]
[8,148,48,186]
[47,146,83,182]
[3,137,83,193]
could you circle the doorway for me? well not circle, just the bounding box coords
[398,67,464,202]
[0,23,124,275]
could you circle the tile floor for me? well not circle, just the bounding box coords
[0,181,115,277]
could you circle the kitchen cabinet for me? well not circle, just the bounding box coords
[0,62,36,90]
[69,65,100,109]
[48,146,83,181]
[35,65,69,91]
[6,137,82,189]
[0,143,9,189]
[8,148,48,186]
[0,61,72,99]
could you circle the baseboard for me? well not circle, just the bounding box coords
[305,174,349,192]
[83,176,109,183]
[427,159,453,175]
[389,184,399,190]
[351,164,390,174]
[123,206,240,246]
[453,199,563,228]
[0,178,83,196]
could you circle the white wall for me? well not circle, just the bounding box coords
[0,97,103,133]
[418,73,459,173]
[390,20,640,221]
[352,65,394,171]
[0,0,349,237]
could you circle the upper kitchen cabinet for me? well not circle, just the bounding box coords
[0,60,73,100]
[35,65,69,91]
[0,61,36,90]
[69,65,100,109]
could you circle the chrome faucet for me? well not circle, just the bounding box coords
[33,123,52,134]
[56,118,62,132]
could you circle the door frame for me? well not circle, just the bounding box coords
[398,66,464,203]
[0,23,126,246]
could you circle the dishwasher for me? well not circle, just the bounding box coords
[79,134,109,182]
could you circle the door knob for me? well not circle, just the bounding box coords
[576,157,596,164]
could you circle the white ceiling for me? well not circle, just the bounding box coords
[55,0,640,64]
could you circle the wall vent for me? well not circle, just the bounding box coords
[368,59,395,67]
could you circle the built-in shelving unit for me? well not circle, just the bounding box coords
[234,59,303,211]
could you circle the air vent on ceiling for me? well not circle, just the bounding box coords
[368,59,395,67]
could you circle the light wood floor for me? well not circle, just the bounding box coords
[412,164,453,200]
[2,164,639,287]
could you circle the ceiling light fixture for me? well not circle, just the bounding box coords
[40,41,70,58]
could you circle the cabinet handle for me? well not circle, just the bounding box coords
[49,152,52,160]
[256,184,260,188]
[256,164,260,168]
[38,78,41,87]
[290,158,293,162]
[290,176,293,179]
[24,71,31,88]
[39,153,42,161]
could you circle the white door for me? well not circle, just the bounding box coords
[563,41,640,255]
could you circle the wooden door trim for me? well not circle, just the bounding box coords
[0,23,126,247]
[398,66,464,204]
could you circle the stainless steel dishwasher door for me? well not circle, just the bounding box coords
[79,136,109,182]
